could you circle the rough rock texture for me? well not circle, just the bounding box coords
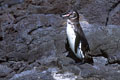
[81,22,120,58]
[75,0,120,25]
[26,0,73,14]
[0,65,13,77]
[107,3,120,25]
[0,13,65,62]
[0,0,120,80]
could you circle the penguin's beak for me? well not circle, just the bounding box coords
[61,12,72,18]
[62,13,71,18]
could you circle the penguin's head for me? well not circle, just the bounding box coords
[62,10,79,21]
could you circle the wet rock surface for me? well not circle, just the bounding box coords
[0,0,120,80]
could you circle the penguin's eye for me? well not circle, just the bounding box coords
[69,12,77,18]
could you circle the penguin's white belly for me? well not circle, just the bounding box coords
[66,24,76,53]
[66,23,84,59]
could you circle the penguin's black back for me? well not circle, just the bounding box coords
[74,23,90,53]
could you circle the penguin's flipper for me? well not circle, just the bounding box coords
[74,31,81,53]
[65,38,70,51]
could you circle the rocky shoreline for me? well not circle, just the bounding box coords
[0,0,120,80]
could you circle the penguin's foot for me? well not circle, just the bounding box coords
[76,62,84,65]
[76,59,93,65]
[84,58,94,65]
[84,54,94,64]
[66,52,94,65]
[76,59,85,65]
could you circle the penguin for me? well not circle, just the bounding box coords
[62,10,93,64]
